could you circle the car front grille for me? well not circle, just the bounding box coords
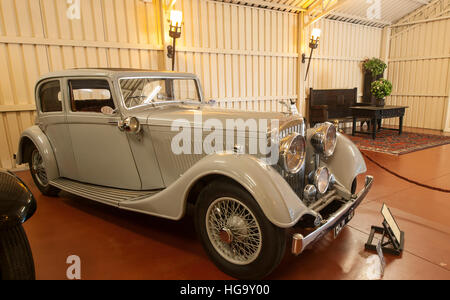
[279,123,305,139]
[279,169,304,196]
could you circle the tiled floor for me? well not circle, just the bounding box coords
[15,127,450,280]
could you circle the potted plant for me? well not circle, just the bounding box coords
[362,58,387,105]
[371,78,392,107]
[363,58,387,77]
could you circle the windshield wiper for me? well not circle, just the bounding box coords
[144,86,162,104]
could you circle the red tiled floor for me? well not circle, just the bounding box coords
[356,158,412,203]
[425,174,450,190]
[364,144,450,190]
[13,130,450,279]
[351,201,450,272]
[346,126,450,191]
[271,227,449,280]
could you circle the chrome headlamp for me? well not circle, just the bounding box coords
[311,122,337,157]
[314,167,331,194]
[279,133,306,174]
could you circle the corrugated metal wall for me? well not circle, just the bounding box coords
[0,0,164,169]
[172,0,299,112]
[304,18,383,102]
[0,0,300,169]
[386,0,450,130]
[1,1,446,170]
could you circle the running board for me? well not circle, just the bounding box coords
[50,178,160,205]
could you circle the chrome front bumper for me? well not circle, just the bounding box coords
[292,175,374,255]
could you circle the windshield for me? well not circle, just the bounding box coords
[120,78,200,109]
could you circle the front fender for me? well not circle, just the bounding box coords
[16,126,59,181]
[306,130,367,193]
[0,171,36,229]
[120,153,317,228]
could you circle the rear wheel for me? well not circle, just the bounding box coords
[195,180,286,279]
[0,225,35,280]
[28,146,60,196]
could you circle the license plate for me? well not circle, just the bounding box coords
[333,210,355,239]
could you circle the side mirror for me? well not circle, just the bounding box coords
[118,117,141,134]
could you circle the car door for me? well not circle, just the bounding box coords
[36,79,79,179]
[65,77,142,190]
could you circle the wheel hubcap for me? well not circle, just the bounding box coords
[31,150,48,187]
[206,197,262,265]
[219,228,233,244]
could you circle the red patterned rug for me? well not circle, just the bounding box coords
[347,130,450,155]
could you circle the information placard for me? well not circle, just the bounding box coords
[381,204,402,244]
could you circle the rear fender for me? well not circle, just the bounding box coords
[16,126,59,181]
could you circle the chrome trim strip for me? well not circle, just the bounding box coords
[292,175,374,255]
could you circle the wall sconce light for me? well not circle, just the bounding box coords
[167,10,183,71]
[302,28,321,81]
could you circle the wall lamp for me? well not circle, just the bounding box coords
[167,10,183,71]
[302,28,321,81]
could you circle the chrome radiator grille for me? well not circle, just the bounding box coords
[280,169,304,196]
[279,123,305,139]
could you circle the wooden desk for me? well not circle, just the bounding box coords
[351,106,408,140]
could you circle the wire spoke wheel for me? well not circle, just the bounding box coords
[205,197,262,265]
[31,149,48,187]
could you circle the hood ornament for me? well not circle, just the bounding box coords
[279,100,299,116]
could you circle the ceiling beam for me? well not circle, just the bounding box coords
[306,0,323,13]
[390,13,450,27]
[396,0,440,23]
[304,0,349,27]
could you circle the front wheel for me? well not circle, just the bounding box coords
[195,180,286,279]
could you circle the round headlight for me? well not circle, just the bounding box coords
[314,167,331,194]
[311,122,337,157]
[280,133,306,174]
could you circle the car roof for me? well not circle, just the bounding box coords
[39,68,197,81]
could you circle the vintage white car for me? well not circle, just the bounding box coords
[16,68,373,279]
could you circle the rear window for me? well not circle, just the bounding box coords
[39,81,62,113]
[69,79,115,113]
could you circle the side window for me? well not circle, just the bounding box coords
[69,79,115,113]
[39,81,62,113]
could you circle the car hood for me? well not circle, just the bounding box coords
[133,103,294,133]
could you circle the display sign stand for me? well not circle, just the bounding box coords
[365,204,405,256]
[376,240,386,277]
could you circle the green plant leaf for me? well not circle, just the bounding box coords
[371,78,392,99]
[363,58,387,76]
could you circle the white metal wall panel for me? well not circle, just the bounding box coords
[0,0,299,169]
[0,0,163,169]
[304,18,383,102]
[391,0,449,36]
[173,0,299,112]
[386,1,450,130]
